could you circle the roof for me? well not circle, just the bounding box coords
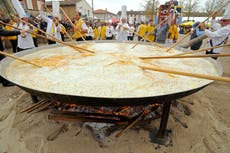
[94,9,116,16]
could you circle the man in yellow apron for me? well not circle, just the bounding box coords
[72,12,88,41]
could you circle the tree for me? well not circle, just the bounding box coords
[178,0,199,20]
[178,0,187,7]
[204,0,228,15]
[143,0,159,21]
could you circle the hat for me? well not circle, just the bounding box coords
[222,3,230,20]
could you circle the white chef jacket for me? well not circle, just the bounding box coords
[106,26,114,38]
[40,11,62,41]
[128,26,135,37]
[86,26,94,38]
[204,19,230,53]
[17,23,35,49]
[116,23,129,41]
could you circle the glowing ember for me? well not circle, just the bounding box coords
[52,102,160,118]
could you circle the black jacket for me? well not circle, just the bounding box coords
[0,29,20,36]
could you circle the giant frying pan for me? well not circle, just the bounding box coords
[0,41,223,106]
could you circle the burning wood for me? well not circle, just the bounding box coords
[20,98,162,146]
[46,101,162,145]
[51,102,160,119]
[48,114,128,125]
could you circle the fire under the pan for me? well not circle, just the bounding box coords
[46,101,161,143]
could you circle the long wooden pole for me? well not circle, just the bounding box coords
[20,99,48,113]
[139,44,230,59]
[60,7,87,42]
[11,14,69,45]
[140,65,230,83]
[140,53,230,59]
[1,21,81,52]
[115,112,144,137]
[175,43,230,56]
[8,17,94,53]
[11,14,58,41]
[62,27,74,42]
[180,34,208,49]
[165,1,230,52]
[131,30,163,49]
[131,18,168,49]
[0,51,41,67]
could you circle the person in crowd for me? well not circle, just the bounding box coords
[190,22,205,50]
[127,23,135,41]
[72,12,88,41]
[146,20,155,42]
[4,19,18,53]
[40,9,62,44]
[0,23,24,54]
[0,9,5,52]
[32,27,39,47]
[100,22,106,40]
[115,17,129,41]
[96,22,102,40]
[61,17,71,34]
[205,3,230,59]
[60,24,67,41]
[93,23,99,40]
[167,21,179,44]
[17,16,35,51]
[137,21,147,41]
[28,16,39,47]
[39,19,47,32]
[0,28,23,37]
[0,26,25,86]
[85,21,94,40]
[106,21,114,40]
[155,19,169,44]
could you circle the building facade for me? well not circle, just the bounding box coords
[18,0,45,15]
[76,0,93,19]
[94,9,118,21]
[0,0,45,17]
[46,0,92,19]
[117,10,147,24]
